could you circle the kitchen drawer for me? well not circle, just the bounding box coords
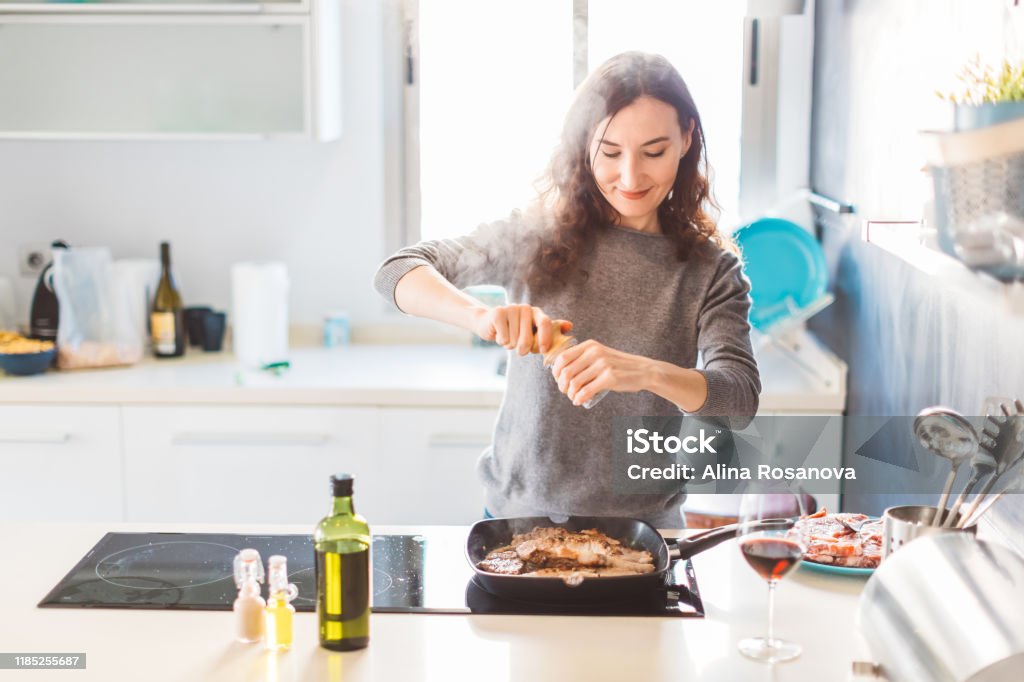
[374,407,498,525]
[122,405,377,523]
[0,405,122,521]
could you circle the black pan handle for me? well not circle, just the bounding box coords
[669,518,795,560]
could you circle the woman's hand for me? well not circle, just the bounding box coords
[550,340,655,407]
[472,304,572,356]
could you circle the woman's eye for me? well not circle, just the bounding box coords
[645,150,667,158]
[602,151,621,159]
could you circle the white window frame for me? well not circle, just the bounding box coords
[391,0,812,250]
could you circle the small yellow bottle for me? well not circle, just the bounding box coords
[264,555,298,652]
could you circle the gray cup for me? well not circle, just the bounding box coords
[882,505,977,560]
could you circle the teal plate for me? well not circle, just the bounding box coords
[733,218,828,331]
[799,559,874,577]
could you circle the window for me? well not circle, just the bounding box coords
[587,0,745,231]
[402,0,801,244]
[411,0,573,243]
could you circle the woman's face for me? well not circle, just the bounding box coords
[588,95,695,233]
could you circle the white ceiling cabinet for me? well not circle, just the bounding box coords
[0,0,342,140]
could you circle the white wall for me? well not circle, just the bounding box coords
[0,0,400,329]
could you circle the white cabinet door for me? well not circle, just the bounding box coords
[374,407,498,525]
[0,405,121,521]
[122,406,377,523]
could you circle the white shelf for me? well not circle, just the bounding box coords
[863,220,1024,316]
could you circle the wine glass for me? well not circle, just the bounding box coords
[736,489,807,663]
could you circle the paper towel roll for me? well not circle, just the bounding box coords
[231,262,289,368]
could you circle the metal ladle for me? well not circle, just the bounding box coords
[913,407,979,527]
[942,447,996,528]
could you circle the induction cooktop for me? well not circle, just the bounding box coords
[39,531,703,618]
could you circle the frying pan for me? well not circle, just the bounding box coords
[466,515,793,603]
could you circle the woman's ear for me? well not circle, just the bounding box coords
[680,118,697,158]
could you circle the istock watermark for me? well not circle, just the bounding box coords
[610,415,1024,496]
[626,427,718,454]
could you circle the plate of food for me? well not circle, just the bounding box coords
[791,509,881,576]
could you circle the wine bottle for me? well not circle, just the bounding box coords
[314,473,370,651]
[151,242,185,358]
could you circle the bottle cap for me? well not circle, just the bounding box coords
[330,473,354,497]
[233,548,264,587]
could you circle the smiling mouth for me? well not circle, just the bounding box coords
[618,188,652,200]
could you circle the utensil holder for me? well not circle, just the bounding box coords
[882,505,977,559]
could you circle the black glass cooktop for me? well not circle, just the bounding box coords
[39,530,703,618]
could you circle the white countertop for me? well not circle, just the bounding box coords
[0,335,846,411]
[1,522,870,682]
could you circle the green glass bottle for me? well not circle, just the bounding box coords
[314,473,370,651]
[151,241,185,358]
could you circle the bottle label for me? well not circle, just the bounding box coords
[151,312,176,354]
[316,547,370,642]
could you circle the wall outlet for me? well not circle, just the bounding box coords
[17,242,51,278]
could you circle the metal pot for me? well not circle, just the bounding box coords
[858,533,1024,682]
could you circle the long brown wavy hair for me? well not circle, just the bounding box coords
[529,51,729,294]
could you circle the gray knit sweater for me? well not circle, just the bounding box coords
[373,208,760,527]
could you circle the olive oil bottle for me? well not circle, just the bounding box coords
[314,473,370,651]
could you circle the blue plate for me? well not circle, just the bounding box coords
[799,559,874,577]
[733,218,828,331]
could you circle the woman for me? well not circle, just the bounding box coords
[374,52,760,527]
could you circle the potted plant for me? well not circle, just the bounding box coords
[937,55,1024,131]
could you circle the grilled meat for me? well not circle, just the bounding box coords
[477,526,656,577]
[476,550,525,575]
[792,509,883,569]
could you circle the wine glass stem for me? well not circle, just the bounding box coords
[767,579,777,648]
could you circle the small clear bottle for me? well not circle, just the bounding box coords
[264,555,299,652]
[540,329,608,409]
[232,549,266,643]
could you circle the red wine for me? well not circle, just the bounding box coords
[740,537,803,582]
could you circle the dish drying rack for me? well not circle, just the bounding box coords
[752,293,837,389]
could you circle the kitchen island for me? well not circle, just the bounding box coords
[2,522,870,682]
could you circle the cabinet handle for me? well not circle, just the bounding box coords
[427,433,492,449]
[171,433,330,447]
[0,432,70,444]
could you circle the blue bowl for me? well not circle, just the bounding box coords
[0,348,56,376]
